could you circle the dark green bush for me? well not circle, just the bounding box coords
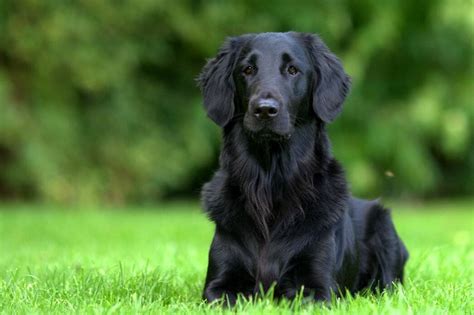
[0,0,472,203]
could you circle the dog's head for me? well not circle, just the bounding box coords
[198,32,351,141]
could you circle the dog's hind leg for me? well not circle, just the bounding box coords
[364,204,408,290]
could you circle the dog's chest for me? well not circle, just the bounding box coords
[254,242,284,290]
[242,234,300,290]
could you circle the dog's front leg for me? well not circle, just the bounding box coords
[304,230,338,302]
[202,232,251,305]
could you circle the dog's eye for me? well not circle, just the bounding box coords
[243,66,256,76]
[287,66,298,76]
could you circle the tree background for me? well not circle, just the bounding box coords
[0,0,472,204]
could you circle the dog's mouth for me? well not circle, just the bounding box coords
[242,111,293,142]
[245,128,291,143]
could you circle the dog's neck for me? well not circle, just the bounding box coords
[223,120,330,164]
[220,120,333,238]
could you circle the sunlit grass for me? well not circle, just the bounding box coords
[0,200,472,314]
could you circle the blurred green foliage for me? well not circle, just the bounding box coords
[0,0,472,203]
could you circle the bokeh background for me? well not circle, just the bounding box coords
[0,0,472,205]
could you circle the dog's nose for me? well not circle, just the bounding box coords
[253,99,279,120]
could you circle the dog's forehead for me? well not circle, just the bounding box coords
[247,33,307,61]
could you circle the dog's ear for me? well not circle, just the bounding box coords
[197,37,243,127]
[302,34,351,123]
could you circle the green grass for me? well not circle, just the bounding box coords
[0,200,473,314]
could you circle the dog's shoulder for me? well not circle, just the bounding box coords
[200,169,239,225]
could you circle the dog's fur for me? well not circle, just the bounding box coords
[198,32,408,304]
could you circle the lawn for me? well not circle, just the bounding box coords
[0,200,472,314]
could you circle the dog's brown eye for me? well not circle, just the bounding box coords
[287,65,298,75]
[243,66,256,75]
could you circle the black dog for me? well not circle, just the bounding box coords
[198,32,408,304]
